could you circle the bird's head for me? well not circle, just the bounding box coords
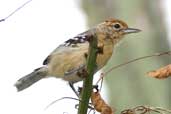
[97,18,141,43]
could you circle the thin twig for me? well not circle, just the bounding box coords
[0,0,32,22]
[45,97,80,110]
[96,51,171,84]
[154,107,171,113]
[121,105,171,114]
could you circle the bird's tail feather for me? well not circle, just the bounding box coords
[14,67,48,92]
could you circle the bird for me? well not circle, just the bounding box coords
[14,18,141,96]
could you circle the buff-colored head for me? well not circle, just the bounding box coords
[97,18,141,40]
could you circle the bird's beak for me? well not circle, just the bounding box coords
[122,28,141,34]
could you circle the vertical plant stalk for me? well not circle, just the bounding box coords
[77,34,98,114]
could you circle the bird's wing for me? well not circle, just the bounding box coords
[43,28,95,65]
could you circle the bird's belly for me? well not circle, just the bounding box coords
[62,72,83,83]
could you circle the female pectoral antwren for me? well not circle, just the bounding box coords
[15,18,141,96]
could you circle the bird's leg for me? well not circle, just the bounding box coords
[69,82,79,97]
[92,85,99,91]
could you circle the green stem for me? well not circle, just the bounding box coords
[77,34,98,114]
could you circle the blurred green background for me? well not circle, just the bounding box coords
[78,0,171,113]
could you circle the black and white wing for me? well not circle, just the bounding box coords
[43,29,95,65]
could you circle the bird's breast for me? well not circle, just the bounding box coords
[96,44,114,69]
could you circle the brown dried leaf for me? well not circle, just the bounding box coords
[147,64,171,79]
[91,91,114,114]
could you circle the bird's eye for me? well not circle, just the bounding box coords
[113,23,121,30]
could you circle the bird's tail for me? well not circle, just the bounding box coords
[14,66,48,92]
